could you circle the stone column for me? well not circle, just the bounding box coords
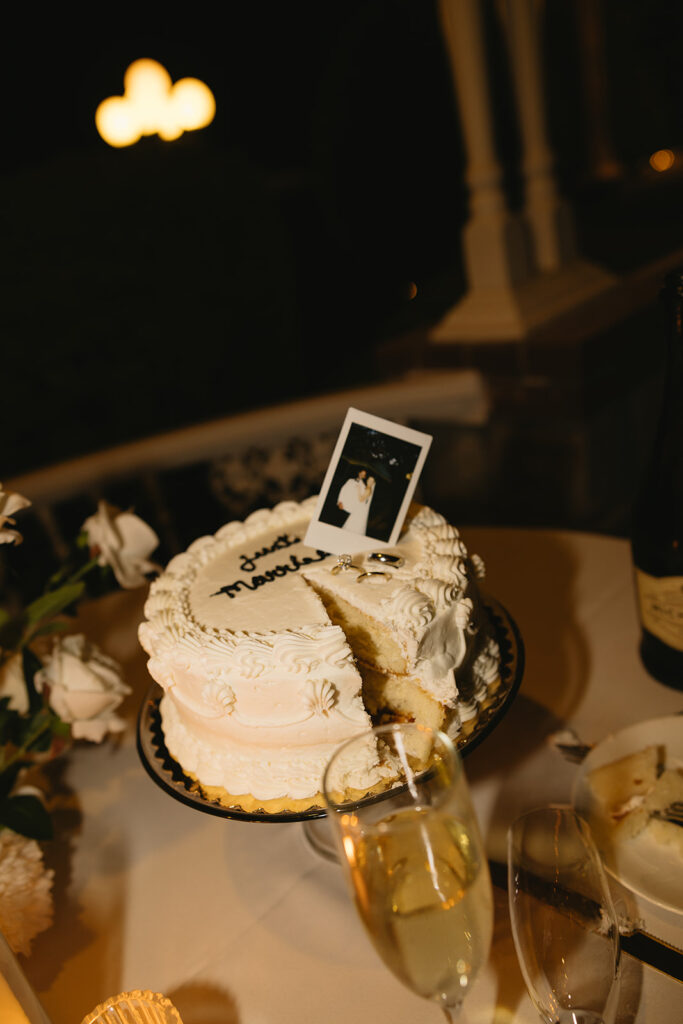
[431,0,617,344]
[432,0,534,340]
[500,0,577,271]
[437,0,531,291]
[574,0,624,184]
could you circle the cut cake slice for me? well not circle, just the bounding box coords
[586,745,661,841]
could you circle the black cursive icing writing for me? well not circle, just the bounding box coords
[211,548,328,599]
[238,534,300,573]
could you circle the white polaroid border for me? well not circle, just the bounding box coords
[304,407,432,556]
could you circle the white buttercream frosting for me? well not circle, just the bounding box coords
[303,678,338,717]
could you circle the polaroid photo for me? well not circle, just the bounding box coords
[304,407,432,556]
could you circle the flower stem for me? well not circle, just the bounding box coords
[66,555,100,584]
[45,554,100,593]
[0,714,53,774]
[20,556,101,650]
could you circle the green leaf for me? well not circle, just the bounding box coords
[47,564,70,588]
[0,762,26,799]
[25,582,85,627]
[51,717,71,738]
[5,701,49,751]
[22,648,43,715]
[0,702,23,747]
[16,705,55,752]
[0,795,53,840]
[27,727,54,754]
[31,619,72,639]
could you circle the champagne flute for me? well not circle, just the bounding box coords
[507,805,621,1024]
[322,723,493,1021]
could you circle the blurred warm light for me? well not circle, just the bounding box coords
[342,836,358,865]
[169,78,215,133]
[649,149,675,172]
[95,58,215,148]
[407,281,418,300]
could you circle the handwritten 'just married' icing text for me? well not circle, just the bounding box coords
[211,534,327,599]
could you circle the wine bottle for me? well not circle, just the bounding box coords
[631,269,683,689]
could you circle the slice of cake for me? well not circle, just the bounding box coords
[301,505,501,740]
[138,497,501,811]
[586,745,660,841]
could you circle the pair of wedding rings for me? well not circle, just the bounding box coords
[330,551,404,581]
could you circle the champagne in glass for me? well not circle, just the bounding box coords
[323,723,493,1021]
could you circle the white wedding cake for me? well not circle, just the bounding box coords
[138,497,501,811]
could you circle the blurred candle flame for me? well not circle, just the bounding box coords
[96,59,215,148]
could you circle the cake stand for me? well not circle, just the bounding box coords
[136,595,524,858]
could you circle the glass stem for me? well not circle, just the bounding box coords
[441,1007,460,1022]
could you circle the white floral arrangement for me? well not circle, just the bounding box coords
[0,485,159,955]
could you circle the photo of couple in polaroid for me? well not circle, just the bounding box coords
[305,408,432,556]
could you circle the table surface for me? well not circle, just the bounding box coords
[19,527,683,1024]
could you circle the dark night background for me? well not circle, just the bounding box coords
[3,1,683,490]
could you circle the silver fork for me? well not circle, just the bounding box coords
[554,741,594,765]
[550,729,594,765]
[651,801,683,826]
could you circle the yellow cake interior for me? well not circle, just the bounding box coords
[308,580,448,735]
[584,744,683,855]
[310,584,409,674]
[587,744,661,841]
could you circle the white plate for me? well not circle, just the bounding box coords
[572,715,683,915]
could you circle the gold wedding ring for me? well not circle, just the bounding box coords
[368,552,404,568]
[331,554,355,575]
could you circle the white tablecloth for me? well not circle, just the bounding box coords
[21,528,683,1023]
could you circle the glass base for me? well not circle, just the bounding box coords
[301,816,339,863]
[557,1013,604,1024]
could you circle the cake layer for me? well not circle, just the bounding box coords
[159,694,381,803]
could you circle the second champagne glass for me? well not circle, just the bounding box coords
[323,723,493,1022]
[507,805,621,1024]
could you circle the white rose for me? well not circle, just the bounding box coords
[0,652,30,714]
[82,500,159,589]
[0,484,31,545]
[35,634,131,742]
